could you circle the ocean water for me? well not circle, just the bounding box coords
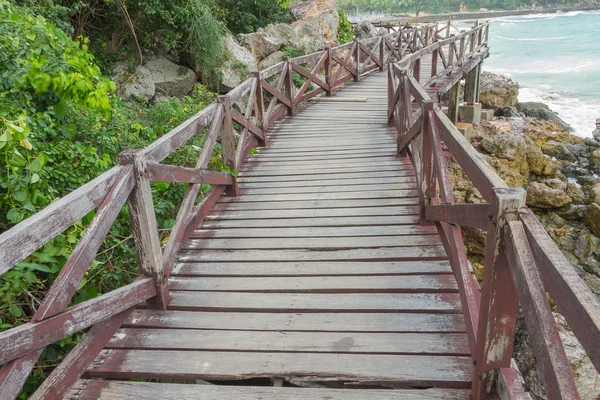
[481,10,600,137]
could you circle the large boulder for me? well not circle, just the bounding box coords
[236,31,284,62]
[353,20,378,39]
[220,35,258,92]
[583,203,600,236]
[289,0,339,46]
[526,181,572,209]
[517,102,572,132]
[593,118,600,142]
[112,56,196,101]
[258,51,286,70]
[479,72,519,110]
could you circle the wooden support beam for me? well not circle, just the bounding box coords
[447,81,460,124]
[217,95,239,196]
[118,150,169,310]
[147,164,233,186]
[424,203,490,230]
[354,40,361,82]
[464,64,479,105]
[472,188,527,399]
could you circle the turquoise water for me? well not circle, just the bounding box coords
[482,10,600,137]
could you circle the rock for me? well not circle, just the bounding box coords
[353,20,378,39]
[566,183,586,204]
[583,203,600,236]
[593,118,600,142]
[584,273,600,296]
[289,0,339,46]
[221,35,258,92]
[517,102,572,132]
[112,56,196,101]
[144,57,196,97]
[258,51,286,70]
[479,72,519,110]
[526,182,572,209]
[236,31,283,62]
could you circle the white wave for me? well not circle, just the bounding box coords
[519,86,599,137]
[495,10,591,23]
[496,34,574,41]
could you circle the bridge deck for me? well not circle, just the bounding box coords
[70,70,472,398]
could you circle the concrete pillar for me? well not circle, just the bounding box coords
[461,63,482,124]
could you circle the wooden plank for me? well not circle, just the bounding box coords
[143,104,216,162]
[29,309,134,400]
[252,148,394,159]
[107,328,468,355]
[192,225,437,238]
[0,166,123,275]
[505,221,579,398]
[520,208,600,372]
[86,350,472,387]
[178,246,447,263]
[424,203,490,230]
[169,275,457,293]
[124,309,465,332]
[238,177,414,189]
[237,170,413,183]
[182,235,443,251]
[69,380,470,399]
[205,206,420,220]
[201,215,421,228]
[172,260,452,277]
[237,184,417,196]
[213,198,419,211]
[168,292,461,313]
[0,279,155,366]
[217,190,418,203]
[146,163,233,185]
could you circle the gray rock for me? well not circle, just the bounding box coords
[526,181,572,209]
[353,20,378,39]
[479,72,519,110]
[221,35,258,92]
[584,203,600,236]
[236,31,283,62]
[258,51,286,70]
[593,118,600,142]
[289,0,339,46]
[112,56,196,101]
[517,102,572,132]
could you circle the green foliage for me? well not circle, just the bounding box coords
[216,0,288,35]
[337,9,354,44]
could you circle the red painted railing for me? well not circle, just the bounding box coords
[388,22,600,400]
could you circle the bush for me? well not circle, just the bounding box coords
[337,10,354,44]
[216,0,288,34]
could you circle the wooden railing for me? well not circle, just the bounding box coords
[388,21,600,400]
[0,26,428,399]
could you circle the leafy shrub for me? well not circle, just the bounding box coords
[216,0,288,34]
[337,10,354,44]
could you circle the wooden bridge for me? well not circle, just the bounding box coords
[1,22,599,400]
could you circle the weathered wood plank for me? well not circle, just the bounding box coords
[0,279,155,365]
[172,260,452,277]
[68,379,470,399]
[212,198,419,211]
[182,235,442,251]
[202,216,420,229]
[237,183,416,195]
[192,225,437,238]
[168,292,461,313]
[216,190,418,203]
[0,166,123,275]
[178,246,448,263]
[205,206,419,220]
[107,328,468,355]
[238,176,416,189]
[86,350,471,387]
[237,170,414,183]
[169,275,457,293]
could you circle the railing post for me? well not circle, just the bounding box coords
[421,100,436,211]
[431,47,438,80]
[413,59,421,83]
[379,37,385,71]
[252,71,267,146]
[446,20,451,38]
[460,31,466,62]
[354,39,361,82]
[448,34,455,64]
[217,95,239,196]
[325,47,332,96]
[283,57,296,115]
[118,150,169,310]
[484,23,490,45]
[472,188,527,399]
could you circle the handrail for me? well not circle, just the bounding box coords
[388,20,599,400]
[0,25,428,399]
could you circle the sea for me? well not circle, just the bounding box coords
[481,10,600,137]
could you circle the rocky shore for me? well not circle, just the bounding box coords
[451,72,600,399]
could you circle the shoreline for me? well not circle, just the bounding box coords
[356,5,599,25]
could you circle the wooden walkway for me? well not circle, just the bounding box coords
[69,71,472,398]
